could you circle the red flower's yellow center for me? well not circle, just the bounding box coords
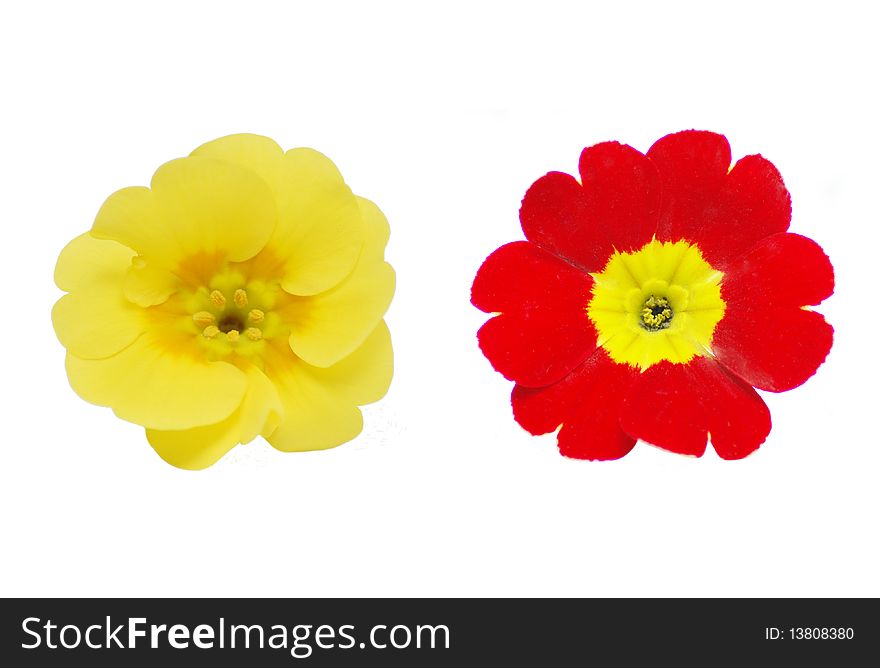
[587,240,726,370]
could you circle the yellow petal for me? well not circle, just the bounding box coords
[146,366,282,470]
[65,335,247,430]
[191,133,284,192]
[276,147,347,208]
[284,261,395,367]
[146,414,241,471]
[301,320,394,406]
[268,389,363,453]
[191,139,365,295]
[273,148,364,295]
[235,366,284,443]
[54,233,135,292]
[90,186,171,260]
[278,189,393,369]
[357,196,391,265]
[92,157,277,267]
[123,261,179,307]
[262,323,392,453]
[52,291,144,360]
[151,156,277,262]
[52,234,144,359]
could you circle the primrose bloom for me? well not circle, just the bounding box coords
[53,134,394,469]
[472,130,833,460]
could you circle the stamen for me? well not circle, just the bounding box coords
[640,295,673,331]
[245,327,263,341]
[248,309,265,323]
[202,325,220,338]
[226,329,240,342]
[192,311,216,327]
[234,288,248,308]
[209,290,227,308]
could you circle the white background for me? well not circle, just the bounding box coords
[1,0,877,597]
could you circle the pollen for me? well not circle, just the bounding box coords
[245,327,263,341]
[202,325,220,338]
[233,288,248,308]
[248,309,265,323]
[640,295,673,331]
[209,290,227,308]
[226,329,240,342]
[192,311,216,327]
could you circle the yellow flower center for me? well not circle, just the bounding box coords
[587,239,726,370]
[180,267,285,360]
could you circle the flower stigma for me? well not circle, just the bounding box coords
[218,313,244,333]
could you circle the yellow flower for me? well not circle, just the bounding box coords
[52,134,395,469]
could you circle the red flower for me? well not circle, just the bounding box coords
[471,130,833,460]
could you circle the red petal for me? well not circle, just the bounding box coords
[619,361,708,456]
[701,155,792,267]
[712,308,833,393]
[471,241,587,312]
[520,142,660,272]
[512,350,638,460]
[712,232,834,392]
[648,131,792,268]
[720,233,834,308]
[648,130,732,243]
[704,362,773,460]
[473,241,597,387]
[577,142,661,255]
[620,357,771,459]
